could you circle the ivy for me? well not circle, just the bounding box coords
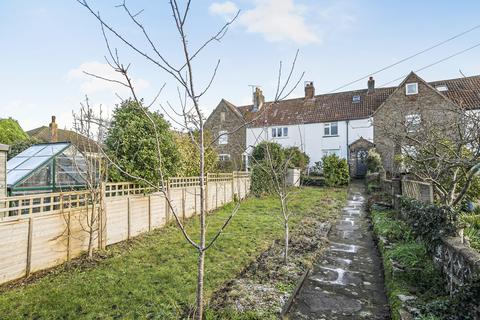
[400,198,457,251]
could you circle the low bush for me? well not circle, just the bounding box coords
[301,175,325,187]
[400,198,457,250]
[366,148,383,173]
[321,154,349,187]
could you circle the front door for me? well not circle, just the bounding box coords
[356,149,368,177]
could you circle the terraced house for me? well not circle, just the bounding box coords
[206,73,480,177]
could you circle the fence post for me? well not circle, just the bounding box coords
[99,182,107,250]
[127,197,131,240]
[428,184,434,204]
[182,187,186,221]
[148,194,152,231]
[231,172,235,201]
[205,173,209,213]
[166,178,171,223]
[25,217,34,277]
[215,177,218,209]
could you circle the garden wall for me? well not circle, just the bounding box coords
[0,173,250,285]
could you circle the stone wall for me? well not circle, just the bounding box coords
[205,100,246,170]
[433,236,480,294]
[373,73,460,174]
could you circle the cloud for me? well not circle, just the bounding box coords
[209,1,238,18]
[210,0,319,45]
[67,61,150,95]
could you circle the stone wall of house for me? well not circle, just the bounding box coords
[373,73,459,174]
[205,100,246,170]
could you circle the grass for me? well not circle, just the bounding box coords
[0,187,346,320]
[370,208,446,320]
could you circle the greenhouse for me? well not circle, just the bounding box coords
[7,142,90,196]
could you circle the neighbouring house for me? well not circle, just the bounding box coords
[373,72,480,175]
[6,142,90,196]
[27,116,100,156]
[208,73,480,177]
[205,99,248,171]
[0,144,9,198]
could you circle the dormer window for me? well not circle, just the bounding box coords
[352,95,361,103]
[435,84,448,92]
[406,83,418,95]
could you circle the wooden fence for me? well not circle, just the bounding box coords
[0,172,250,285]
[401,179,434,203]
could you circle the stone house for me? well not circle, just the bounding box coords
[373,72,480,175]
[208,73,480,177]
[205,99,248,171]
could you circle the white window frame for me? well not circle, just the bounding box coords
[322,149,341,157]
[218,130,228,145]
[324,122,338,136]
[272,127,288,138]
[405,113,421,133]
[406,82,418,95]
[219,154,231,161]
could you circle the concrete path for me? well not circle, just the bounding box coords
[288,180,390,319]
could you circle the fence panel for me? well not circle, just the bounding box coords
[0,173,250,286]
[402,179,434,203]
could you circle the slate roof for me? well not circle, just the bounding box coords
[236,75,480,128]
[26,127,100,153]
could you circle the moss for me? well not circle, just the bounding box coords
[370,209,447,320]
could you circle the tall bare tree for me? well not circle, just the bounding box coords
[76,1,303,317]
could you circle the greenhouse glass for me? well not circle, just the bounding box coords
[6,142,90,195]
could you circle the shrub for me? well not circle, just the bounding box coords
[400,198,457,250]
[105,99,181,185]
[366,148,383,173]
[0,118,29,145]
[284,146,310,171]
[321,154,349,187]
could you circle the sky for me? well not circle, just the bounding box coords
[1,0,480,131]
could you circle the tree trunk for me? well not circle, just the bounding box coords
[284,220,289,265]
[196,249,205,319]
[196,118,206,320]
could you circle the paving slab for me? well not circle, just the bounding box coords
[288,180,390,319]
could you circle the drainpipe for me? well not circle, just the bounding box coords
[346,120,350,175]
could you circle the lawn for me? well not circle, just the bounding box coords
[0,187,346,319]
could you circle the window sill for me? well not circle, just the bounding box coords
[323,135,339,138]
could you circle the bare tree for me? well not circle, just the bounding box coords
[75,1,303,317]
[376,95,480,207]
[71,96,109,259]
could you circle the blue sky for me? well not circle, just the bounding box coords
[1,0,480,131]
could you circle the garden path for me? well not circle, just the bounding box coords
[288,180,389,319]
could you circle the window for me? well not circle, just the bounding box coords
[220,111,226,122]
[272,127,288,138]
[322,149,340,157]
[406,82,418,95]
[352,95,361,103]
[324,122,338,136]
[405,113,421,132]
[219,154,230,161]
[435,84,448,92]
[218,131,228,145]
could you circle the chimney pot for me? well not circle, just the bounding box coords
[49,115,58,143]
[252,87,265,112]
[368,77,375,94]
[305,81,315,99]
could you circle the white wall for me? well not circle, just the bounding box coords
[246,118,373,166]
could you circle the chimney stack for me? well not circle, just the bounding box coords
[49,116,58,143]
[252,87,265,112]
[305,81,315,99]
[368,76,375,94]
